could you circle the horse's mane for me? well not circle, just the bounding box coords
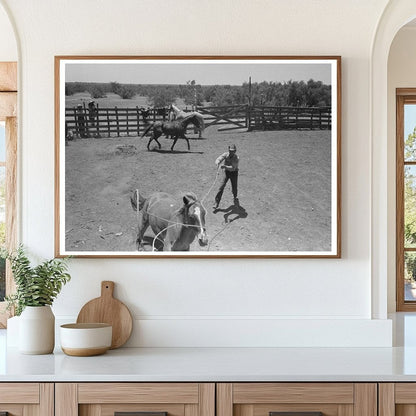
[177,192,198,219]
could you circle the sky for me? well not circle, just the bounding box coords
[64,59,333,85]
[405,104,416,139]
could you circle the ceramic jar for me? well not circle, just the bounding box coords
[18,305,55,354]
[6,315,20,347]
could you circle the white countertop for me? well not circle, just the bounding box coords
[2,345,416,382]
[2,313,416,382]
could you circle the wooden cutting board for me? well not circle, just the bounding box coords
[76,281,133,349]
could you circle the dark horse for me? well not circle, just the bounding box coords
[130,190,208,251]
[141,113,204,151]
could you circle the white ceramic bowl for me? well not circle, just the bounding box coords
[60,323,112,356]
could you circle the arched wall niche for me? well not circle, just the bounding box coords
[372,0,416,318]
[0,0,18,61]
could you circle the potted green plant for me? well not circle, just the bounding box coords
[4,246,71,354]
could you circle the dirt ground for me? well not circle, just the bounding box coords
[65,127,332,253]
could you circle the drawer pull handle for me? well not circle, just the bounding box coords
[115,412,168,416]
[270,413,323,416]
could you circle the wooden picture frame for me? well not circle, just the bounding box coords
[0,61,17,326]
[55,56,341,258]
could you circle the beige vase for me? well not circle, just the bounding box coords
[19,306,55,354]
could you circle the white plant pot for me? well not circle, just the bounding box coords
[6,315,20,347]
[19,306,55,354]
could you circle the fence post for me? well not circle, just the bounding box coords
[83,102,90,138]
[115,106,120,137]
[126,108,129,136]
[96,104,100,137]
[106,109,110,137]
[73,108,79,137]
[295,107,299,129]
[136,106,140,136]
[246,104,251,131]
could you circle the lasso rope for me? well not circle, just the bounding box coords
[135,188,140,221]
[138,204,203,252]
[152,223,180,252]
[207,221,232,251]
[201,166,220,204]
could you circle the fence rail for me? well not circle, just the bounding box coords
[248,106,331,131]
[65,104,332,139]
[65,106,170,139]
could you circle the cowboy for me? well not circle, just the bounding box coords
[213,144,240,211]
[88,100,99,137]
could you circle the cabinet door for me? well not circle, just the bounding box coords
[0,383,53,416]
[379,383,416,416]
[217,383,377,416]
[55,383,215,416]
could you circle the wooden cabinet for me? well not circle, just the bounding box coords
[379,383,416,416]
[0,380,409,416]
[0,383,53,416]
[217,383,377,416]
[55,383,215,416]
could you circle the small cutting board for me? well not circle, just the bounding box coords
[76,281,133,349]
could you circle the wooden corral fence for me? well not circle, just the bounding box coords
[65,105,171,139]
[65,104,332,138]
[248,105,332,131]
[196,105,248,132]
[197,104,331,131]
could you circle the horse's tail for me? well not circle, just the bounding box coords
[130,189,146,211]
[141,123,154,138]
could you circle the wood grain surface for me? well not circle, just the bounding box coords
[0,62,17,91]
[77,383,199,404]
[62,346,110,357]
[233,383,354,404]
[76,281,133,348]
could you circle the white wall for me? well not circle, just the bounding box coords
[0,2,16,61]
[387,26,416,312]
[0,0,394,347]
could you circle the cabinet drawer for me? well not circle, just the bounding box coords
[0,383,53,416]
[56,383,215,416]
[379,383,416,416]
[0,383,39,403]
[218,383,376,416]
[78,383,200,403]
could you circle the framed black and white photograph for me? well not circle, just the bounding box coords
[55,56,341,258]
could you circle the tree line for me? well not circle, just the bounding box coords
[404,126,416,281]
[65,79,331,108]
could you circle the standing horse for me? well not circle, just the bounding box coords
[141,113,204,151]
[130,191,208,251]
